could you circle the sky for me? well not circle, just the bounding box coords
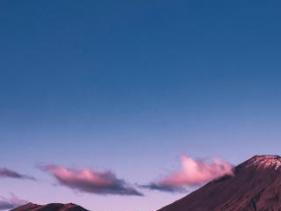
[1,0,281,211]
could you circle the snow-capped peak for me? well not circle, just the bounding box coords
[246,155,281,170]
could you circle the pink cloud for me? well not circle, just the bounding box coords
[40,165,143,196]
[144,155,233,192]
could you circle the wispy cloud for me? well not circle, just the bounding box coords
[143,155,233,192]
[0,168,36,181]
[0,194,27,210]
[40,164,143,196]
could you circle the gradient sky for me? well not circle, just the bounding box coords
[1,0,281,211]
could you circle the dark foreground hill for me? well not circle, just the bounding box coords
[158,155,281,211]
[11,202,89,211]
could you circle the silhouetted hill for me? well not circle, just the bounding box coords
[11,202,89,211]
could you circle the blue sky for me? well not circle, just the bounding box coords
[1,0,281,211]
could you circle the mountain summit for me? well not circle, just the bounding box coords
[158,155,281,211]
[11,202,89,211]
[243,155,281,170]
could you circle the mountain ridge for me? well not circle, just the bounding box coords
[157,154,281,211]
[10,202,89,211]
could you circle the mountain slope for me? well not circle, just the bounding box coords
[11,202,89,211]
[158,155,281,211]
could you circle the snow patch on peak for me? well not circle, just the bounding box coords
[246,155,281,170]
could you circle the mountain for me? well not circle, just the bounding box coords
[11,202,89,211]
[158,155,281,211]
